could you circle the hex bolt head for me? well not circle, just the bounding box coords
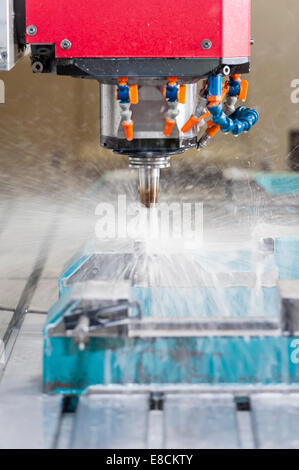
[60,39,72,50]
[201,39,212,50]
[26,25,37,36]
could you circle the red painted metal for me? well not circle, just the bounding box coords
[26,0,250,59]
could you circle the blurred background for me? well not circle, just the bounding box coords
[1,0,299,191]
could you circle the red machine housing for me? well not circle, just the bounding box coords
[26,0,250,60]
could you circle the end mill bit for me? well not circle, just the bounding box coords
[139,167,160,208]
[128,155,170,208]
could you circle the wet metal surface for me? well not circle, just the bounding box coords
[0,314,62,449]
[0,176,299,447]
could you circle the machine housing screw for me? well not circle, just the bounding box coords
[201,39,212,50]
[222,65,231,76]
[60,39,72,50]
[32,61,44,73]
[26,25,37,36]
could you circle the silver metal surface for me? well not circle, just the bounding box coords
[236,409,255,449]
[26,25,37,36]
[128,155,170,169]
[2,314,299,450]
[71,391,240,449]
[47,316,282,339]
[56,248,281,338]
[86,383,299,397]
[164,393,239,449]
[127,316,281,338]
[138,167,160,207]
[251,394,299,449]
[46,279,141,339]
[62,253,279,289]
[0,315,62,449]
[0,310,13,340]
[0,0,24,71]
[72,394,150,449]
[201,39,212,50]
[100,82,198,141]
[68,387,299,449]
[60,39,72,51]
[147,409,164,449]
[72,280,131,301]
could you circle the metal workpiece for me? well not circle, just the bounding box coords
[47,271,283,340]
[42,237,297,396]
[60,253,135,291]
[58,242,280,291]
[46,280,143,341]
